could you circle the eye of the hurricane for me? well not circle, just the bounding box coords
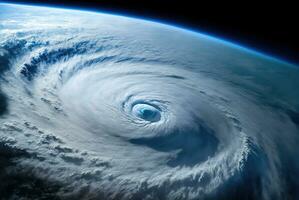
[132,103,161,122]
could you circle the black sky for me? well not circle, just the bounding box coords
[3,0,299,65]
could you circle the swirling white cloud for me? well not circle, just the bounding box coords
[0,3,299,200]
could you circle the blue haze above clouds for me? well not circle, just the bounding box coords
[0,3,299,200]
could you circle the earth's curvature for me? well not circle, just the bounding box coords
[0,3,299,200]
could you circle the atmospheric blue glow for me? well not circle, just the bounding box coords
[0,2,297,67]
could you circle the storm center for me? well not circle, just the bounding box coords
[132,103,161,122]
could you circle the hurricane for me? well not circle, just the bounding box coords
[0,3,299,200]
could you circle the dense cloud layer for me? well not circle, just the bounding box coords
[0,3,299,200]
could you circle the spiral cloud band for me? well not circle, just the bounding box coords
[0,3,299,200]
